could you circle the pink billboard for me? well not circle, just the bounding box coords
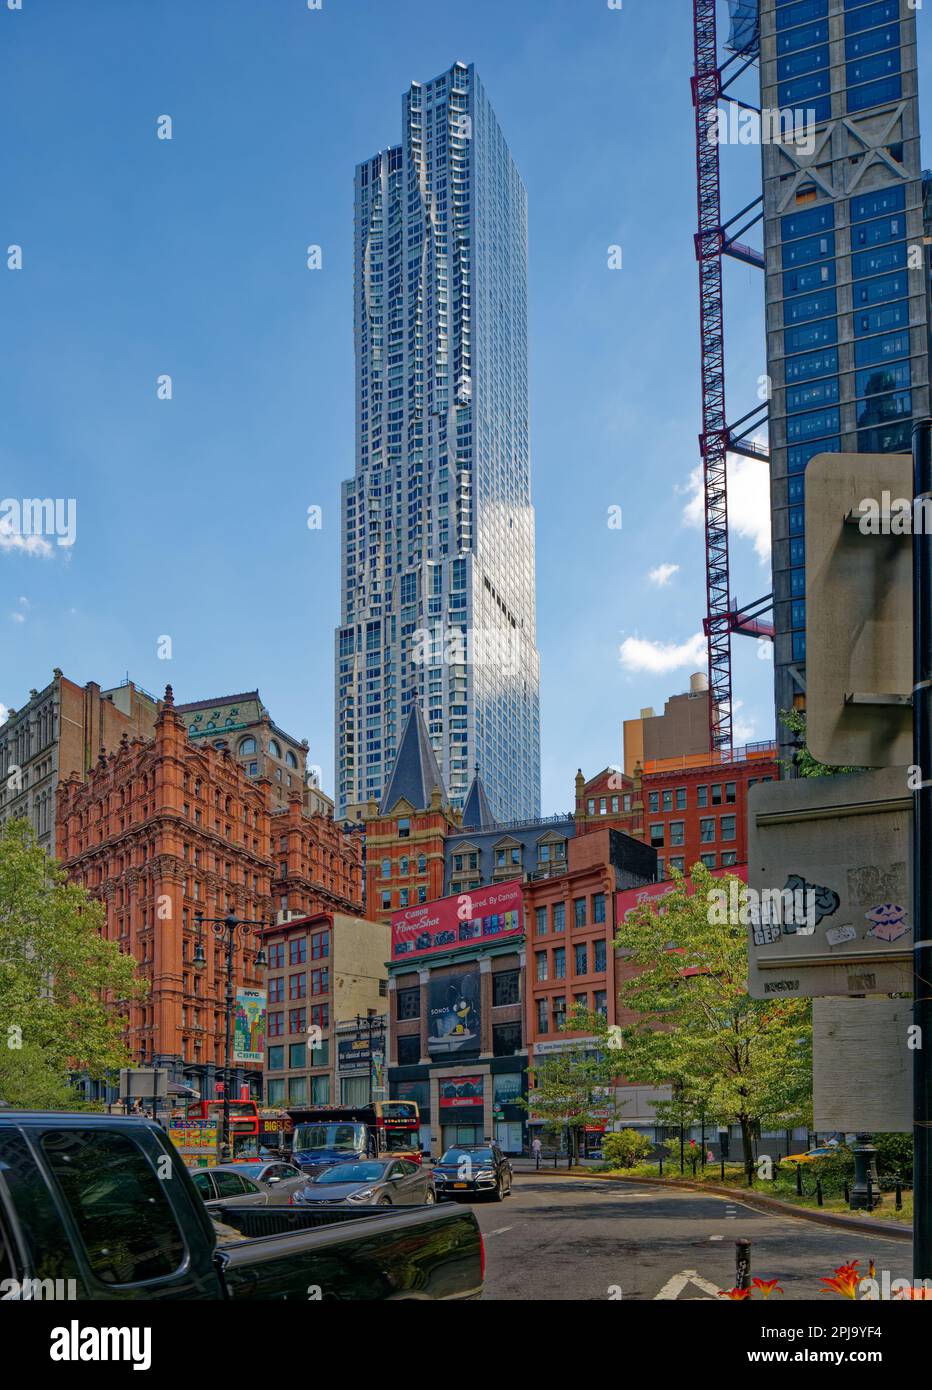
[616,863,747,923]
[391,880,524,962]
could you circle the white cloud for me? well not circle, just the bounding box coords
[0,704,7,725]
[0,517,53,558]
[619,630,707,675]
[732,699,756,744]
[10,612,24,624]
[647,562,679,587]
[682,449,771,562]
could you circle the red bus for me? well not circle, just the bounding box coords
[183,1099,261,1159]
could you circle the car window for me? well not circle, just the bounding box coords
[191,1171,215,1199]
[41,1130,185,1286]
[0,1131,82,1285]
[212,1171,248,1198]
[242,1178,261,1194]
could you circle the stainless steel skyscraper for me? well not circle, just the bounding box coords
[758,0,930,763]
[335,62,541,822]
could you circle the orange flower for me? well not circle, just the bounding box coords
[718,1286,754,1300]
[752,1278,784,1299]
[819,1270,860,1299]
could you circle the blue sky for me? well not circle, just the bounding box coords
[2,1,930,813]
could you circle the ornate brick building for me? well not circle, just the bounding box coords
[56,686,367,1101]
[271,792,363,920]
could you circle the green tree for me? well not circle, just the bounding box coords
[522,1007,620,1161]
[0,817,146,1105]
[779,708,861,779]
[613,865,812,1166]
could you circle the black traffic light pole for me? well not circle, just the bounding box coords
[913,417,932,1282]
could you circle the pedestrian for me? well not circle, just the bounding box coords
[532,1135,542,1171]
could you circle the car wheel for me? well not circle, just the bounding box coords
[493,1177,505,1202]
[377,1194,392,1206]
[424,1188,435,1205]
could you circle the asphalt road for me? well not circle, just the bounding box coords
[460,1172,912,1301]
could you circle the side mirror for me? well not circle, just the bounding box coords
[267,1176,280,1184]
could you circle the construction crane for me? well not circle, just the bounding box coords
[691,0,774,755]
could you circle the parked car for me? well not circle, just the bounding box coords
[433,1143,513,1201]
[292,1157,435,1207]
[0,1112,482,1300]
[193,1161,308,1208]
[782,1145,840,1167]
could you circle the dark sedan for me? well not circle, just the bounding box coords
[432,1143,513,1201]
[292,1157,436,1207]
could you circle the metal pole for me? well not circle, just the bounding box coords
[735,1239,751,1291]
[914,418,932,1282]
[223,924,234,1159]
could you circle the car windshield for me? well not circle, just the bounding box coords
[440,1147,493,1164]
[293,1124,365,1153]
[314,1162,387,1185]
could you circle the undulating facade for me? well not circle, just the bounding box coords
[335,60,541,824]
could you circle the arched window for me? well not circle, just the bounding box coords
[285,751,298,769]
[269,739,282,760]
[239,737,257,755]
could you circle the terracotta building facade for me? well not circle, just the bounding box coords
[56,687,272,1099]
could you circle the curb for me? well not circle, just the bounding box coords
[602,1173,911,1242]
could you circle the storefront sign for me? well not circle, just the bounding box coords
[439,1075,484,1108]
[392,880,523,962]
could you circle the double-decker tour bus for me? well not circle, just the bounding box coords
[282,1102,421,1175]
[168,1098,262,1165]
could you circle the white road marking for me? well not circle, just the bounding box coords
[654,1269,723,1300]
[709,1235,723,1241]
[488,1226,513,1236]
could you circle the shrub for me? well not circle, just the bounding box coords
[602,1129,653,1170]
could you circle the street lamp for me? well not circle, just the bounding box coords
[193,910,268,1158]
[355,1011,385,1104]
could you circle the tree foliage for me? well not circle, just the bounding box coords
[613,865,812,1158]
[0,817,146,1104]
[602,1128,652,1169]
[523,1008,620,1152]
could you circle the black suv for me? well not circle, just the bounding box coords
[432,1142,513,1202]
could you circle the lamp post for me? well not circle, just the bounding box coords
[193,911,268,1158]
[356,1011,385,1103]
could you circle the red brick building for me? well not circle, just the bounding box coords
[523,828,656,1060]
[575,744,779,879]
[361,707,459,922]
[56,686,368,1101]
[270,793,363,920]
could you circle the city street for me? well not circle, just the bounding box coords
[469,1173,911,1301]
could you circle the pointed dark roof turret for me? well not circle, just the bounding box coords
[379,704,447,814]
[461,769,496,831]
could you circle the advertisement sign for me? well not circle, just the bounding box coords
[392,880,523,962]
[616,863,747,923]
[233,989,266,1063]
[492,1072,523,1117]
[439,1075,484,1108]
[427,968,481,1056]
[168,1119,218,1152]
[338,1036,377,1070]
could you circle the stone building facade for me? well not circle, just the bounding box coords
[0,671,159,857]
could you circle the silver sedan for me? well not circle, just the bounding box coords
[292,1157,436,1207]
[192,1161,309,1208]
